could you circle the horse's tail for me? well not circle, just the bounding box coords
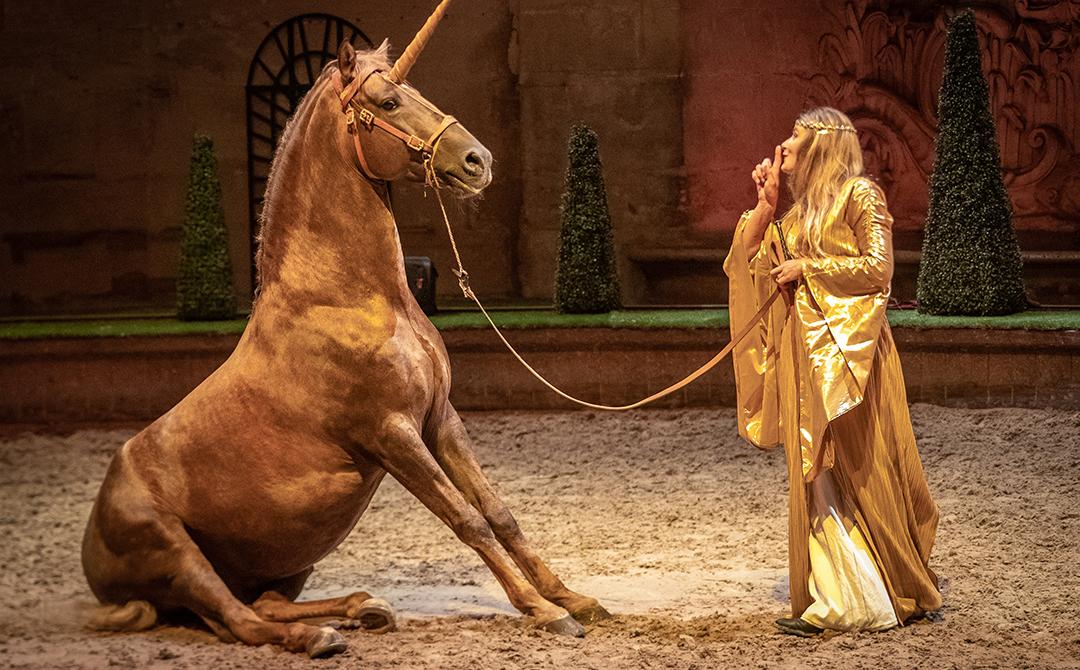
[85,600,157,632]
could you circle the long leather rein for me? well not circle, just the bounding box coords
[334,69,783,411]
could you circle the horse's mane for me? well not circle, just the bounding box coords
[252,40,392,305]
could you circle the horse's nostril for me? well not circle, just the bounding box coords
[464,151,485,176]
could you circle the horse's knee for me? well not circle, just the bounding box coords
[452,513,495,547]
[487,507,524,542]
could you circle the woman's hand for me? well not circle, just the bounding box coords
[770,258,805,287]
[752,145,782,210]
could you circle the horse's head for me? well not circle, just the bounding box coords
[332,0,491,197]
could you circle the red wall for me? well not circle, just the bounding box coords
[681,1,833,238]
[682,0,1080,246]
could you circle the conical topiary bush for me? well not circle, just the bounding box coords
[916,10,1026,315]
[554,124,621,314]
[177,134,235,320]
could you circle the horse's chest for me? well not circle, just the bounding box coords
[391,330,450,415]
[377,311,449,387]
[407,326,450,386]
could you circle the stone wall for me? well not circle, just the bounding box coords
[0,0,520,315]
[2,1,1078,316]
[3,327,1076,423]
[676,0,1080,304]
[0,0,687,314]
[511,0,685,303]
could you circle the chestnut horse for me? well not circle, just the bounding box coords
[81,13,608,659]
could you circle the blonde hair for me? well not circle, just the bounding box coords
[786,107,864,257]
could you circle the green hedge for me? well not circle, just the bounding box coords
[916,11,1026,316]
[3,309,1078,339]
[554,125,622,314]
[177,134,235,320]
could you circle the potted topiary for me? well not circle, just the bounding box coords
[177,134,235,321]
[916,10,1026,316]
[554,124,621,314]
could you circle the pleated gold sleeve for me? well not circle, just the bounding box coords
[723,177,941,624]
[722,209,789,450]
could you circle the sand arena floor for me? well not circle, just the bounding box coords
[1,405,1078,669]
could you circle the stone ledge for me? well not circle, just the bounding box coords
[1,327,1076,424]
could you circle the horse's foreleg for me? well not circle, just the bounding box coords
[430,407,612,624]
[373,415,584,637]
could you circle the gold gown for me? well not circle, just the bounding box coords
[723,176,941,626]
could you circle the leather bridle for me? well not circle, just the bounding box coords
[332,68,459,185]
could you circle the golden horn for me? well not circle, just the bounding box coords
[387,0,454,82]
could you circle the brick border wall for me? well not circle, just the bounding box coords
[1,327,1077,425]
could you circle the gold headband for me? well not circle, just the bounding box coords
[796,119,857,135]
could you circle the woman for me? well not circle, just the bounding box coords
[724,107,941,636]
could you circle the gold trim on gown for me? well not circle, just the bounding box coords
[723,177,941,626]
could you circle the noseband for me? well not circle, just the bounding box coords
[333,69,459,185]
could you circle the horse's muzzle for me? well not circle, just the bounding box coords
[434,126,492,196]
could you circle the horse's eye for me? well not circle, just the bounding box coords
[381,99,398,111]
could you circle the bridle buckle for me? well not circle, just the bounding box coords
[407,135,426,152]
[357,108,376,129]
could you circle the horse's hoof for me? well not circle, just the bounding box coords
[306,626,348,659]
[570,602,612,625]
[350,597,397,634]
[539,615,586,638]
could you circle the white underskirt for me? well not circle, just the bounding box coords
[800,470,899,632]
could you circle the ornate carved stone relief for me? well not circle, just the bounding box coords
[808,0,1080,232]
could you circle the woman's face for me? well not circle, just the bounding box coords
[780,124,812,174]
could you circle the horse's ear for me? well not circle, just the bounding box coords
[337,40,357,83]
